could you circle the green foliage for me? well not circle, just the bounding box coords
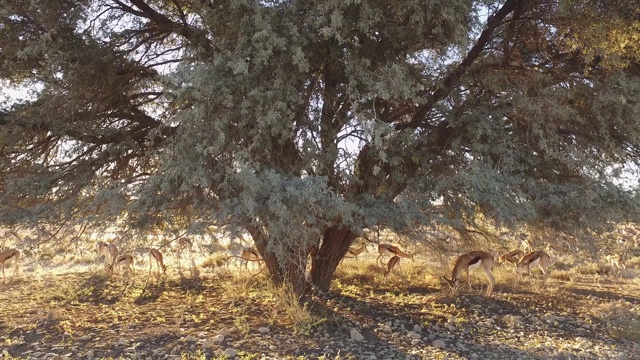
[1,0,639,290]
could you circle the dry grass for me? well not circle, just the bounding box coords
[2,247,640,359]
[590,301,640,342]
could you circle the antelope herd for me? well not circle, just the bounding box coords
[0,229,634,297]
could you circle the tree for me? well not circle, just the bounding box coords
[1,0,639,295]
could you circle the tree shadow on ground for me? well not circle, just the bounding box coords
[564,287,640,303]
[72,272,122,305]
[306,288,548,359]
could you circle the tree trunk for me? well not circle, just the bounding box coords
[248,224,311,297]
[309,225,356,292]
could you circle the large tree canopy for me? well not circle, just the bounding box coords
[1,0,639,293]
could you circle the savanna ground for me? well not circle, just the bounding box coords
[1,243,640,360]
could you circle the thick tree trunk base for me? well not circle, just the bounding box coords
[310,226,356,292]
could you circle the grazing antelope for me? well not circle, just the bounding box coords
[226,247,263,268]
[175,237,193,262]
[385,256,401,277]
[96,241,109,263]
[340,244,367,265]
[240,247,262,268]
[0,248,20,283]
[377,244,413,267]
[110,254,135,276]
[240,248,262,267]
[443,251,495,295]
[498,249,525,269]
[518,251,551,282]
[96,241,119,266]
[604,254,626,275]
[148,248,167,276]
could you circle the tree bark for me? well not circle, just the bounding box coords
[248,224,311,296]
[309,225,357,292]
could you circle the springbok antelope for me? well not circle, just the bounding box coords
[96,241,119,266]
[384,256,401,277]
[498,249,525,269]
[176,237,193,257]
[0,248,20,283]
[604,254,626,275]
[517,234,533,253]
[148,248,167,276]
[518,251,551,282]
[346,244,367,261]
[443,251,495,295]
[377,244,413,267]
[240,247,261,268]
[110,254,135,276]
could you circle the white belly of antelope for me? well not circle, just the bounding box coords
[529,258,541,267]
[468,260,482,271]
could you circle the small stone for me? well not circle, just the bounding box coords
[212,335,225,343]
[432,339,446,348]
[223,348,238,358]
[257,327,270,334]
[202,339,215,349]
[350,328,365,341]
[413,324,422,333]
[503,315,523,327]
[184,335,198,343]
[170,345,181,355]
[408,331,421,340]
[86,350,95,360]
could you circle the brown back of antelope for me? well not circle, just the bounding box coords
[377,244,413,266]
[498,249,524,268]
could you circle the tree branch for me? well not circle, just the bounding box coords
[397,0,526,131]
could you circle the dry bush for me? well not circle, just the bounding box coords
[266,283,321,335]
[200,253,229,269]
[551,270,574,282]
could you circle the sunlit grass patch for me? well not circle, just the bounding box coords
[626,255,640,269]
[551,270,574,282]
[572,262,606,276]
